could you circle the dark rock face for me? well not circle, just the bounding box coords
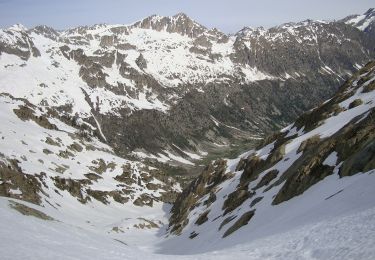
[273,108,375,205]
[53,177,91,204]
[0,25,40,60]
[9,201,55,221]
[0,161,44,205]
[132,13,207,38]
[103,74,349,157]
[222,210,255,238]
[348,98,363,109]
[31,25,59,41]
[135,53,147,69]
[222,188,254,215]
[168,159,231,234]
[339,139,375,177]
[254,169,278,189]
[99,35,116,47]
[195,210,210,225]
[133,193,154,207]
[249,196,263,208]
[13,105,57,130]
[219,215,237,231]
[233,21,375,77]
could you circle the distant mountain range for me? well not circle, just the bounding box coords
[0,9,374,169]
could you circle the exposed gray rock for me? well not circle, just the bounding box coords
[131,13,207,38]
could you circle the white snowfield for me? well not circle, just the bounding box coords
[1,194,375,260]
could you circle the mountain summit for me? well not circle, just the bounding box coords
[131,13,207,37]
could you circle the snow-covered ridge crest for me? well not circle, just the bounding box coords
[59,12,209,39]
[341,7,375,32]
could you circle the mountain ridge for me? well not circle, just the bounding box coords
[0,9,374,168]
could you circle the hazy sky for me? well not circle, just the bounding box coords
[0,0,373,33]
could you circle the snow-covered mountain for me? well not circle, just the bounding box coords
[341,8,375,37]
[165,61,375,254]
[0,12,374,166]
[0,10,375,260]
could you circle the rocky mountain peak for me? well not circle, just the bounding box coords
[236,26,267,38]
[364,8,375,17]
[236,26,253,36]
[31,25,60,40]
[172,12,190,20]
[132,13,207,37]
[0,23,40,60]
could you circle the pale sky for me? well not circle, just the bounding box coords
[0,0,373,33]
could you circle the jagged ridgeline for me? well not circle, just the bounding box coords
[165,61,375,253]
[0,11,374,169]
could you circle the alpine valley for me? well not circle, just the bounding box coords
[0,7,375,260]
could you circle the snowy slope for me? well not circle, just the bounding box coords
[1,177,375,259]
[164,61,375,254]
